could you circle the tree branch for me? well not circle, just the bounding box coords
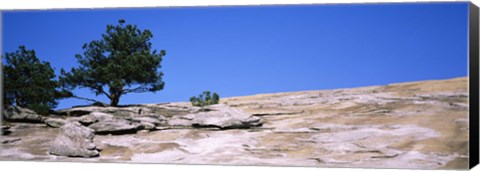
[100,90,112,99]
[71,95,106,105]
[93,85,111,99]
[122,85,148,94]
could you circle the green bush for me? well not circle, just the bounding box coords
[190,91,220,107]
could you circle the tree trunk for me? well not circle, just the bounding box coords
[110,94,120,107]
[109,86,122,107]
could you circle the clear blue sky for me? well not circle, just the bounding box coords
[2,2,469,109]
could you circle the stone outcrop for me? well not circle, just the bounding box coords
[86,112,139,135]
[44,112,165,135]
[88,119,139,135]
[129,116,163,125]
[68,114,98,126]
[0,77,470,169]
[49,122,99,157]
[56,108,92,117]
[190,104,263,129]
[138,122,155,130]
[2,106,45,123]
[44,118,67,128]
[52,104,262,133]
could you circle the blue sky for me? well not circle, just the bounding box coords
[2,2,469,109]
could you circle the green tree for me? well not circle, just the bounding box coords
[60,19,166,106]
[3,46,72,114]
[190,91,220,107]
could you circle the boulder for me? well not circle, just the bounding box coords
[191,105,263,129]
[45,118,67,128]
[69,114,98,125]
[88,119,139,135]
[3,106,46,123]
[67,112,141,135]
[49,122,99,157]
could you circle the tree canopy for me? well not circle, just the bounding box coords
[60,19,166,106]
[3,46,71,114]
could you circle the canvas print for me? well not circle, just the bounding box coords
[0,2,475,170]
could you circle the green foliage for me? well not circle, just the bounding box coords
[3,46,72,114]
[190,91,220,107]
[60,19,166,106]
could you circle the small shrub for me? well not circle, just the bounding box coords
[190,91,220,107]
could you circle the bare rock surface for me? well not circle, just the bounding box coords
[68,114,98,125]
[2,125,12,135]
[1,137,21,144]
[129,116,163,126]
[2,106,46,123]
[190,104,263,129]
[44,118,67,128]
[88,118,140,135]
[0,77,470,169]
[49,122,99,157]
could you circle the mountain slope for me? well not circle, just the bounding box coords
[1,77,469,169]
[222,77,469,169]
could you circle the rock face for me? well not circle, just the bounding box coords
[2,106,45,123]
[49,122,99,157]
[85,112,139,135]
[2,125,12,135]
[129,116,163,125]
[0,77,470,169]
[88,119,139,135]
[190,104,262,129]
[44,118,67,128]
[69,114,98,125]
[1,137,21,144]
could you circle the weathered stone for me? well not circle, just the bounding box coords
[90,112,114,122]
[191,104,263,129]
[56,108,92,117]
[137,130,151,134]
[75,112,141,134]
[167,117,193,127]
[49,122,99,157]
[69,114,98,125]
[0,77,469,169]
[88,119,139,135]
[44,118,67,128]
[138,122,155,130]
[155,126,173,130]
[2,125,12,135]
[130,116,162,125]
[1,137,21,144]
[3,106,45,123]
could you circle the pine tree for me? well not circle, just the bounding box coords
[60,19,166,106]
[3,46,71,114]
